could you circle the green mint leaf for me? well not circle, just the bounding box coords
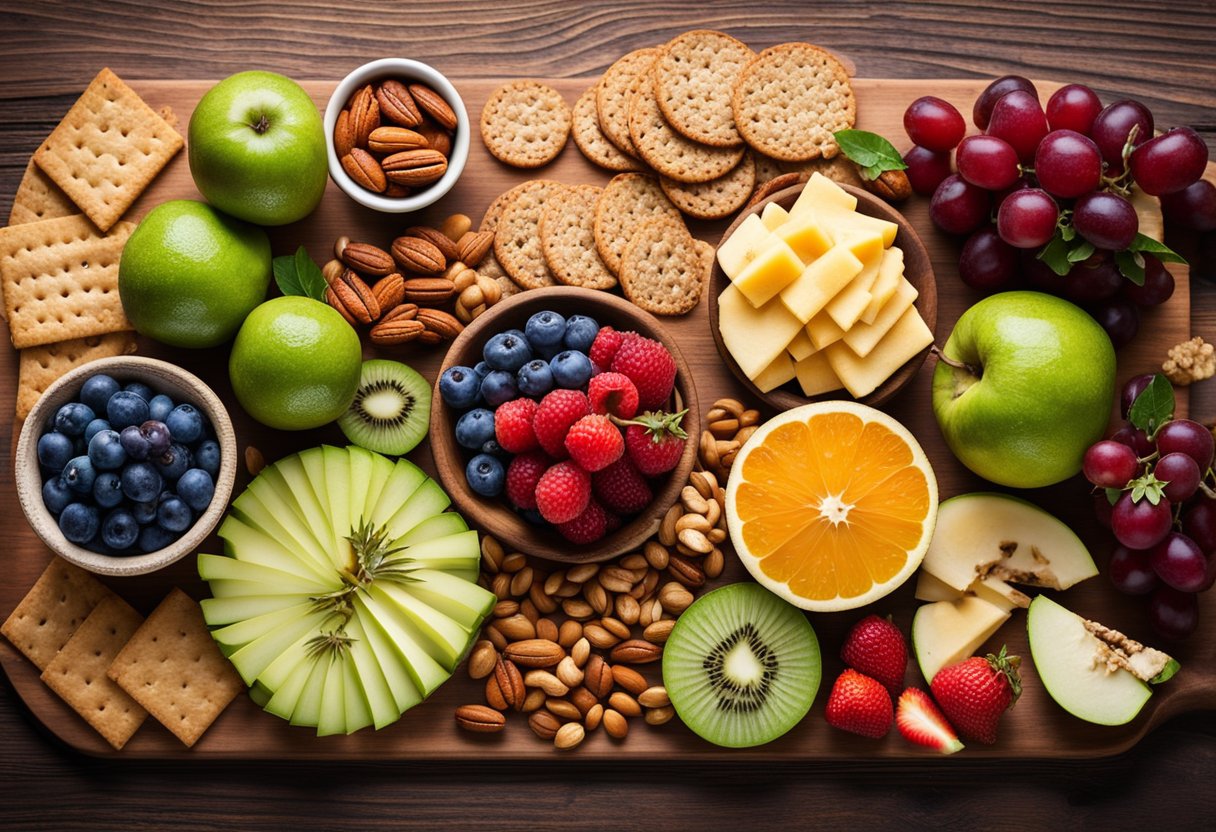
[294,246,329,302]
[273,254,304,298]
[1105,487,1123,506]
[1067,240,1095,263]
[832,130,907,180]
[1036,230,1072,276]
[1127,232,1188,265]
[1060,223,1076,243]
[1128,373,1175,434]
[1114,249,1146,285]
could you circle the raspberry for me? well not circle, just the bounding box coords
[603,508,623,533]
[588,372,639,419]
[494,397,539,454]
[610,333,677,410]
[589,326,625,369]
[564,414,624,472]
[535,461,591,524]
[592,456,653,514]
[556,498,609,544]
[622,409,689,476]
[505,450,550,510]
[532,389,591,459]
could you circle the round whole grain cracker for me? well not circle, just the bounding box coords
[493,179,568,290]
[596,47,659,159]
[653,30,754,147]
[754,154,787,186]
[592,172,683,276]
[480,81,572,169]
[481,181,537,233]
[731,42,856,162]
[628,66,745,184]
[571,85,641,173]
[659,151,756,220]
[476,251,520,298]
[539,184,617,291]
[619,217,704,316]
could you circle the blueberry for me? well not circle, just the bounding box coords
[483,331,534,372]
[155,443,192,481]
[439,366,483,409]
[194,439,221,478]
[177,468,215,511]
[138,524,177,553]
[473,361,491,380]
[525,310,567,349]
[141,420,172,457]
[119,425,150,460]
[550,350,593,389]
[563,315,599,352]
[156,496,193,533]
[516,359,554,397]
[480,439,506,458]
[54,402,95,436]
[455,408,496,449]
[479,370,518,408]
[37,431,75,471]
[87,429,128,470]
[106,390,150,430]
[79,374,120,415]
[147,394,174,423]
[123,381,154,402]
[465,453,505,497]
[93,472,124,508]
[62,455,97,494]
[101,509,139,550]
[165,404,204,444]
[131,499,158,525]
[59,502,99,545]
[42,476,74,514]
[121,462,162,503]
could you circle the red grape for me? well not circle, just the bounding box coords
[1060,258,1123,304]
[1021,248,1064,292]
[1083,439,1140,488]
[1155,452,1201,503]
[1108,544,1160,595]
[1112,424,1155,457]
[997,188,1058,248]
[973,75,1038,130]
[1159,179,1216,232]
[986,90,1048,162]
[930,174,991,235]
[1090,99,1153,173]
[1182,496,1216,553]
[1112,491,1173,550]
[1120,374,1155,418]
[1150,532,1209,592]
[956,135,1021,190]
[903,145,954,196]
[904,96,966,151]
[1034,130,1103,198]
[1073,191,1138,251]
[993,175,1033,211]
[1045,84,1103,134]
[1129,127,1209,196]
[1148,585,1199,640]
[1122,255,1175,307]
[1087,297,1140,349]
[959,226,1019,291]
[1155,419,1215,470]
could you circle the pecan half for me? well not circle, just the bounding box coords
[348,83,380,147]
[341,149,387,193]
[376,79,423,128]
[405,226,460,261]
[325,268,380,324]
[367,126,428,154]
[339,242,395,276]
[408,82,458,130]
[456,230,494,267]
[371,272,405,310]
[860,168,913,202]
[382,148,448,188]
[334,108,356,157]
[369,304,423,345]
[391,235,446,274]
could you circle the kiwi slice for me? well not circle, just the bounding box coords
[662,583,821,748]
[338,359,431,456]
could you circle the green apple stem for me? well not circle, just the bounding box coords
[252,113,270,134]
[930,345,979,378]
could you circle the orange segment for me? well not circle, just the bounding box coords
[725,402,938,612]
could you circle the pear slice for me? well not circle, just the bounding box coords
[914,571,1029,612]
[912,595,1011,683]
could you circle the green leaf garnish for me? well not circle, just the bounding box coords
[1128,373,1175,435]
[1105,487,1123,506]
[832,129,907,180]
[1067,240,1096,263]
[273,246,328,301]
[1036,229,1072,276]
[1114,249,1146,286]
[1128,233,1187,264]
[1128,472,1167,506]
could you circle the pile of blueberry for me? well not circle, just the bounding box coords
[36,372,220,555]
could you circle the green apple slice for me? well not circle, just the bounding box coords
[209,601,319,649]
[290,653,331,728]
[198,553,330,594]
[912,595,1010,683]
[218,515,336,584]
[322,445,353,567]
[264,655,317,720]
[406,569,496,630]
[316,653,347,737]
[385,478,452,543]
[365,582,469,671]
[353,592,449,696]
[275,453,336,555]
[258,628,325,692]
[226,607,335,684]
[201,593,313,626]
[342,614,406,728]
[348,446,375,527]
[370,460,427,529]
[231,486,333,576]
[339,653,375,735]
[387,529,482,577]
[347,603,422,717]
[394,512,469,548]
[364,451,395,511]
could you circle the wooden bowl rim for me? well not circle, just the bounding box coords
[707,182,938,411]
[14,355,238,577]
[431,287,700,564]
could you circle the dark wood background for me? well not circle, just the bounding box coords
[1,1,1214,828]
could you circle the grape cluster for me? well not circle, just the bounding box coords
[902,77,1211,349]
[1084,374,1216,640]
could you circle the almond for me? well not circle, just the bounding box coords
[544,698,582,721]
[667,553,707,588]
[334,108,356,157]
[638,686,670,709]
[602,709,628,739]
[391,235,446,274]
[409,82,458,130]
[348,84,380,147]
[372,273,406,311]
[644,705,675,725]
[610,639,663,665]
[376,79,423,128]
[503,638,565,668]
[341,149,387,193]
[339,242,395,276]
[610,664,649,696]
[382,148,448,187]
[367,125,428,154]
[456,230,494,266]
[454,704,506,733]
[569,685,598,716]
[642,619,676,644]
[405,226,460,261]
[609,691,642,718]
[492,613,536,642]
[467,640,497,680]
[554,722,585,751]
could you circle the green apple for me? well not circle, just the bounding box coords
[188,71,327,226]
[932,291,1115,488]
[912,595,1010,683]
[119,199,271,348]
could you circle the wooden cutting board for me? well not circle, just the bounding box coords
[0,78,1209,760]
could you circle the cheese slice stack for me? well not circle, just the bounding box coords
[716,173,934,398]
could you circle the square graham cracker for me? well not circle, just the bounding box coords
[1,556,113,670]
[108,588,245,748]
[0,214,134,349]
[33,67,182,232]
[16,331,138,420]
[8,159,76,227]
[41,595,148,750]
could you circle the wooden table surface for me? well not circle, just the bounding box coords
[1,1,1214,828]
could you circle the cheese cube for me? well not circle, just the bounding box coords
[786,328,816,361]
[778,245,863,323]
[843,276,918,357]
[790,172,857,217]
[806,312,846,350]
[718,284,806,380]
[733,239,804,307]
[753,352,797,393]
[825,306,933,398]
[774,217,832,264]
[760,202,791,231]
[794,352,844,397]
[814,204,899,247]
[717,214,772,280]
[824,232,884,330]
[860,247,904,325]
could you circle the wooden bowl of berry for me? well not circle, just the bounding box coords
[431,287,700,563]
[15,356,237,577]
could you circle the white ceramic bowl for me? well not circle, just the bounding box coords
[324,58,470,213]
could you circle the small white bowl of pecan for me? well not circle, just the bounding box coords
[325,58,470,213]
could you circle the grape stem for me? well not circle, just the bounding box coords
[1199,481,1216,500]
[930,345,979,377]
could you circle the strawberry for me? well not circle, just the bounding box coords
[895,688,964,754]
[564,414,624,472]
[619,410,689,476]
[557,497,609,544]
[592,456,653,514]
[840,614,907,692]
[929,646,1022,745]
[610,333,677,410]
[588,372,639,419]
[824,669,893,739]
[589,326,625,369]
[505,450,550,510]
[532,389,591,459]
[535,461,591,524]
[494,397,539,454]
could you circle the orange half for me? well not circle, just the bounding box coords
[725,402,938,611]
